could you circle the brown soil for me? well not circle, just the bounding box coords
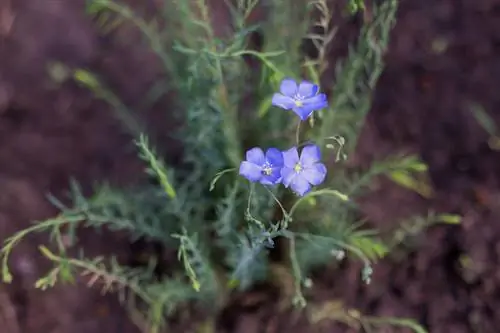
[1,0,500,332]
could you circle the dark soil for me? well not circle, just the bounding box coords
[351,1,500,332]
[2,0,500,332]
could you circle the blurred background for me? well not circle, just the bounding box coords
[1,0,500,332]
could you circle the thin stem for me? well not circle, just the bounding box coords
[246,183,254,212]
[295,120,301,146]
[214,59,242,168]
[294,232,371,267]
[361,316,428,333]
[195,0,242,168]
[1,214,86,282]
[289,235,306,307]
[52,228,66,255]
[230,50,284,75]
[39,246,153,304]
[245,184,264,228]
[209,167,236,191]
[101,1,174,76]
[263,186,289,220]
[289,189,349,217]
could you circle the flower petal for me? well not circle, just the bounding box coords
[302,163,327,185]
[280,167,296,187]
[239,161,262,182]
[291,94,328,120]
[290,176,312,196]
[292,106,314,121]
[271,93,296,110]
[245,147,265,165]
[279,78,298,97]
[300,145,321,166]
[265,148,284,167]
[282,147,300,168]
[261,167,282,185]
[297,80,318,98]
[302,93,328,110]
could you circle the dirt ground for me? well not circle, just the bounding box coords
[1,0,500,332]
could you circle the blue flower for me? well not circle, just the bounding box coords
[239,147,284,185]
[281,145,327,196]
[271,78,328,121]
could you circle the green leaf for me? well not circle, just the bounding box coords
[405,159,428,172]
[135,134,176,199]
[270,71,285,88]
[347,0,366,14]
[60,261,76,284]
[303,60,320,85]
[436,214,461,224]
[257,96,274,118]
[86,0,107,14]
[2,270,12,283]
[366,316,429,333]
[227,278,239,289]
[388,170,432,198]
[470,103,497,136]
[350,236,389,260]
[73,69,101,90]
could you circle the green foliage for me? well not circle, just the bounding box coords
[74,69,144,136]
[136,135,176,199]
[470,102,500,150]
[1,0,458,332]
[308,300,428,333]
[387,156,433,198]
[347,0,366,15]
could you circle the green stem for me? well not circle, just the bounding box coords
[362,316,428,333]
[295,120,301,146]
[212,51,242,168]
[294,232,370,267]
[230,50,284,75]
[288,189,348,217]
[289,235,306,307]
[245,184,264,228]
[39,246,152,304]
[263,186,289,221]
[1,214,86,283]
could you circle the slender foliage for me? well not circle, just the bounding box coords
[1,1,460,332]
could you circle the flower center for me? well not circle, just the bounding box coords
[294,163,303,173]
[294,94,305,107]
[262,162,273,176]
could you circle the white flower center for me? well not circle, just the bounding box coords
[262,161,273,176]
[294,94,305,107]
[294,162,303,173]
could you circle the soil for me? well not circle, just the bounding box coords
[1,0,500,332]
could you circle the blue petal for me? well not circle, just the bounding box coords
[300,145,321,167]
[302,93,328,110]
[265,148,284,167]
[302,163,327,185]
[280,167,296,187]
[239,161,262,182]
[290,175,312,196]
[271,93,296,110]
[282,147,299,168]
[246,147,265,165]
[261,167,282,185]
[292,106,314,121]
[292,94,328,120]
[279,78,298,97]
[297,80,318,98]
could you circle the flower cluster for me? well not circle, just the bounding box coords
[239,78,329,196]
